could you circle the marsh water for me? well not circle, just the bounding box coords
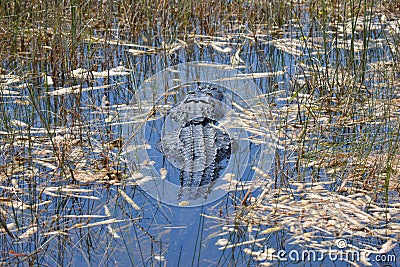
[1,1,400,266]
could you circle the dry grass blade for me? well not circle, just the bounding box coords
[118,189,141,210]
[219,237,266,250]
[47,82,125,96]
[19,225,38,239]
[68,218,127,229]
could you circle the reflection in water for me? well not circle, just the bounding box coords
[122,62,275,266]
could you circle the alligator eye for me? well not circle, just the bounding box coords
[206,92,213,97]
[188,91,195,95]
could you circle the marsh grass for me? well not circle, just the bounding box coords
[0,0,399,266]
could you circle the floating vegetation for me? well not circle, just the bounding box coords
[214,178,399,265]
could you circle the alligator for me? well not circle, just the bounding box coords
[158,85,232,199]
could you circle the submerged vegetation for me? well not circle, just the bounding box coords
[0,0,399,266]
